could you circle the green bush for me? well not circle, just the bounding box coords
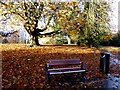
[56,39,68,44]
[77,37,100,48]
[100,34,120,47]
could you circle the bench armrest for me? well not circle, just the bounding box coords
[83,63,88,72]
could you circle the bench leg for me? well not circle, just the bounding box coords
[45,64,51,84]
[81,72,86,82]
[46,73,51,84]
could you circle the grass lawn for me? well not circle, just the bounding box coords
[1,44,119,89]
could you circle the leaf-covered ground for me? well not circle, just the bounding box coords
[1,44,119,89]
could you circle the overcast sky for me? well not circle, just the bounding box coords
[109,0,119,33]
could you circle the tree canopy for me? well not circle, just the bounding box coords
[50,1,111,47]
[0,0,112,47]
[0,0,55,45]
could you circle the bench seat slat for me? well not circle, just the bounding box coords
[48,67,81,72]
[49,70,86,75]
[48,59,81,66]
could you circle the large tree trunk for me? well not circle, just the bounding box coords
[35,36,40,46]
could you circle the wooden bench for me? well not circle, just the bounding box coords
[45,58,88,83]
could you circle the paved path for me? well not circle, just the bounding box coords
[102,74,120,89]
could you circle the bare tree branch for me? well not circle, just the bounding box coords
[0,30,18,37]
[0,1,8,7]
[40,31,56,36]
[0,1,27,21]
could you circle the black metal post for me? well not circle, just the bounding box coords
[105,53,110,74]
[100,52,110,74]
[100,53,106,73]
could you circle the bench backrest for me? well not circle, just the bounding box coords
[47,58,81,66]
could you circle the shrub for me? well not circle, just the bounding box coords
[100,33,120,47]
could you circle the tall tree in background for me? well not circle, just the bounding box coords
[80,0,111,47]
[51,1,111,46]
[0,1,56,46]
[52,2,85,44]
